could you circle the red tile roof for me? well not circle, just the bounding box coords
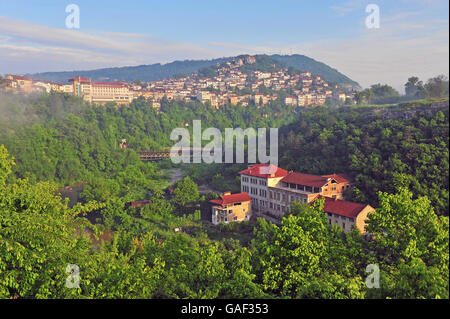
[130,200,152,207]
[322,174,352,184]
[92,81,128,88]
[8,74,32,81]
[314,196,369,219]
[239,164,288,179]
[281,172,352,188]
[210,192,251,206]
[281,172,328,188]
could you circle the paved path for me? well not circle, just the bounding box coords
[169,168,183,184]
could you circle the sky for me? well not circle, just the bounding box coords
[0,0,448,91]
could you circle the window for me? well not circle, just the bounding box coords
[343,223,346,229]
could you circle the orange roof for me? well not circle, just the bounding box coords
[8,74,32,81]
[239,164,288,179]
[281,172,328,188]
[315,196,369,219]
[210,192,251,206]
[322,174,352,184]
[281,172,352,188]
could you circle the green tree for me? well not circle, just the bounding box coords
[172,176,200,206]
[424,75,449,98]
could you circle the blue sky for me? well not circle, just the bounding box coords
[0,0,448,91]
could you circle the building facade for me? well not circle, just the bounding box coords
[240,164,371,233]
[69,76,133,105]
[210,192,252,225]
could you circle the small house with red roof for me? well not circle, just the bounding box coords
[314,196,374,233]
[209,192,251,225]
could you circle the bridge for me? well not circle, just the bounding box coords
[137,150,171,161]
[137,148,208,162]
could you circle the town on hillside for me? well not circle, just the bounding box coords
[0,55,354,109]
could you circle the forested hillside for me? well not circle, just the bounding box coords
[27,54,358,86]
[0,92,448,299]
[278,100,450,215]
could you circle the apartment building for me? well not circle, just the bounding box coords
[5,75,34,93]
[69,76,133,105]
[240,164,288,213]
[240,164,370,233]
[210,192,252,225]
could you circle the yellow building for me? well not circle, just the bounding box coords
[210,192,252,225]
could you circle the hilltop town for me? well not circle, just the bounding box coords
[0,55,353,109]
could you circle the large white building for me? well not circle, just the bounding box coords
[239,164,372,233]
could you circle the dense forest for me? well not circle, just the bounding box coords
[0,91,448,298]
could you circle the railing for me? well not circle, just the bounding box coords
[136,147,209,162]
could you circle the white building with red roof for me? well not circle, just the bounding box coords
[68,76,133,104]
[239,164,371,232]
[240,164,288,213]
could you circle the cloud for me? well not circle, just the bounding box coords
[331,0,366,16]
[0,8,447,92]
[208,10,449,92]
[0,16,221,74]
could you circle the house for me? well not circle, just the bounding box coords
[129,200,152,208]
[209,192,252,225]
[284,96,297,106]
[5,74,34,93]
[314,196,374,233]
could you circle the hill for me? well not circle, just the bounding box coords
[27,54,359,87]
[270,54,359,87]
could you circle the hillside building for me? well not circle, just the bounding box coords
[240,164,371,233]
[210,192,252,225]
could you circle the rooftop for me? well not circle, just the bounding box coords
[315,196,371,219]
[281,172,351,188]
[210,192,251,206]
[239,164,288,179]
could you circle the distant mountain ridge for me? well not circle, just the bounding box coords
[27,54,359,87]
